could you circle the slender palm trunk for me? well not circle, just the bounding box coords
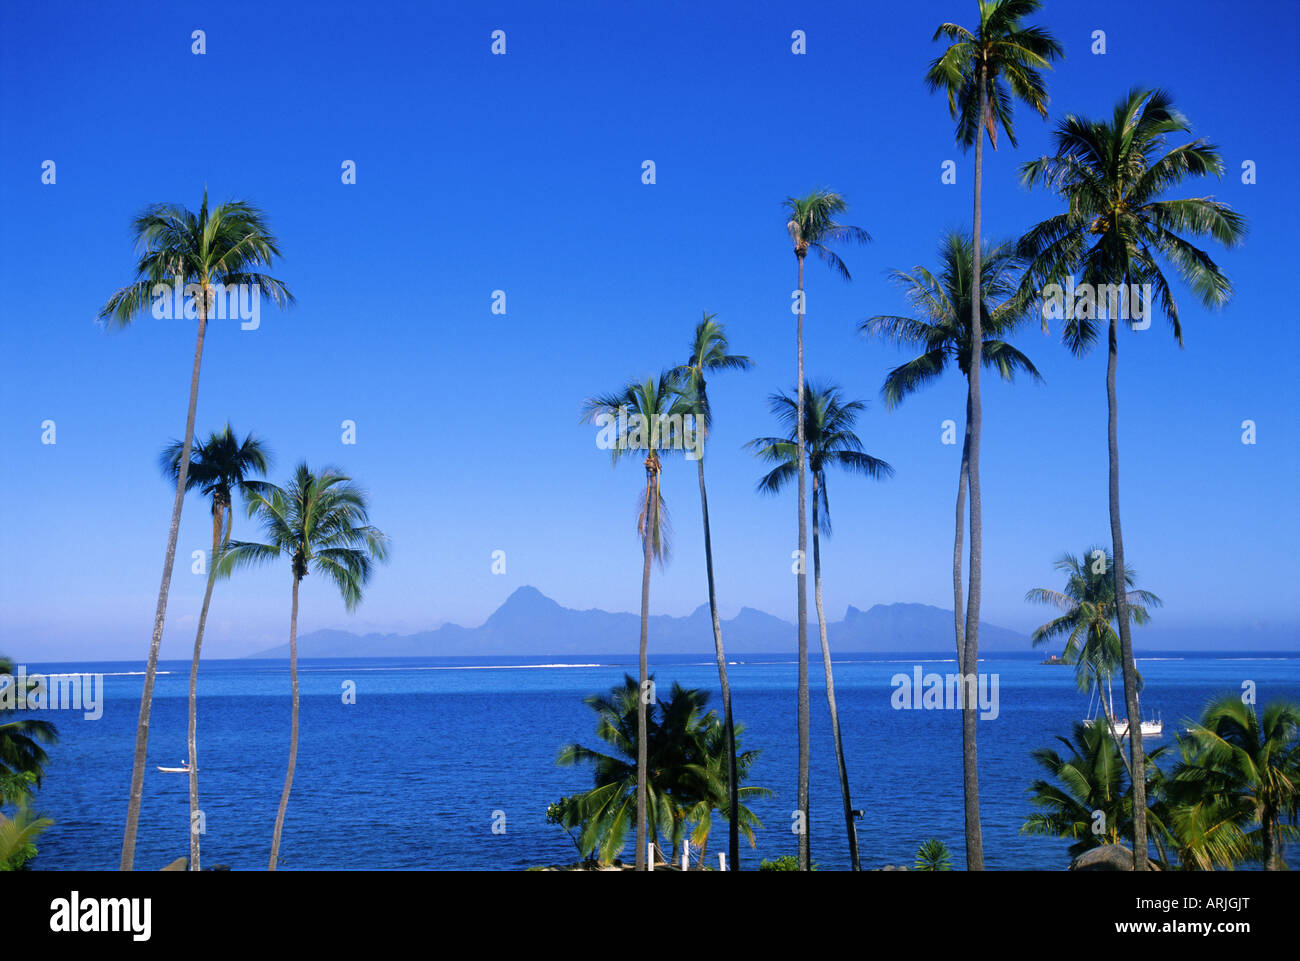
[1262,809,1276,871]
[961,72,988,872]
[187,502,228,871]
[269,574,301,870]
[696,456,739,871]
[121,300,208,871]
[953,391,971,665]
[811,475,859,870]
[1106,314,1147,870]
[794,252,811,871]
[635,464,654,871]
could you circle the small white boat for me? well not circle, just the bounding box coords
[156,761,193,773]
[1083,679,1162,738]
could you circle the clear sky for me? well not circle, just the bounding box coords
[2,0,1297,660]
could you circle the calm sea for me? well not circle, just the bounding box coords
[16,650,1300,871]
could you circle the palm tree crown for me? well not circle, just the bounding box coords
[160,425,271,518]
[782,190,871,278]
[863,231,1042,408]
[925,0,1063,151]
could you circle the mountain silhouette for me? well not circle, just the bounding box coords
[247,585,1029,658]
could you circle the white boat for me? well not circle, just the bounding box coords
[156,761,193,773]
[1083,678,1162,738]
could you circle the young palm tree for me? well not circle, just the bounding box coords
[160,425,270,871]
[925,1,1062,871]
[0,657,57,806]
[862,230,1040,868]
[556,677,770,867]
[748,383,893,871]
[1022,721,1168,861]
[1174,697,1300,870]
[1026,548,1161,737]
[582,374,691,870]
[682,716,771,870]
[1018,89,1247,867]
[216,464,388,870]
[672,312,752,871]
[99,191,292,870]
[782,189,869,871]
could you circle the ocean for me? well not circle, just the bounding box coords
[16,650,1300,871]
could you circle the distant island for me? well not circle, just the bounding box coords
[247,585,1031,658]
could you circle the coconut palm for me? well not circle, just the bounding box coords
[1017,89,1248,868]
[681,715,771,870]
[1022,720,1168,860]
[216,464,388,870]
[556,676,769,867]
[862,229,1040,868]
[1172,697,1300,870]
[925,1,1062,871]
[671,312,752,871]
[0,657,57,806]
[99,191,293,870]
[582,374,691,870]
[1025,548,1161,737]
[782,189,869,870]
[160,425,270,871]
[748,383,893,871]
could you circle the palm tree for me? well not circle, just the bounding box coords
[914,838,954,871]
[862,229,1041,868]
[1018,89,1247,867]
[682,715,771,870]
[1022,720,1168,861]
[0,657,57,806]
[925,1,1062,871]
[556,677,769,867]
[582,374,691,870]
[1173,697,1300,870]
[1026,548,1161,739]
[216,464,388,869]
[781,189,869,870]
[672,312,752,871]
[99,191,293,870]
[160,425,270,871]
[749,383,893,871]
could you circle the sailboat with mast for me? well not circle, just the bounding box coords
[1083,674,1162,738]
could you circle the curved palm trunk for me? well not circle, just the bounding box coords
[187,502,229,871]
[961,72,988,872]
[795,253,811,871]
[121,302,208,871]
[696,457,739,871]
[811,476,859,871]
[635,466,654,871]
[1106,315,1147,870]
[269,574,301,870]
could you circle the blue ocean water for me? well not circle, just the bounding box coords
[15,650,1300,871]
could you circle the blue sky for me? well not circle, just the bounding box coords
[1,0,1297,659]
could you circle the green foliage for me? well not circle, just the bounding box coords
[554,676,769,866]
[759,855,817,871]
[0,656,57,805]
[913,838,953,871]
[0,803,52,871]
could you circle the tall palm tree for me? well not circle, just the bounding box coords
[582,374,691,870]
[862,229,1041,867]
[160,425,270,871]
[1026,548,1161,739]
[1174,697,1300,870]
[925,1,1061,871]
[781,189,869,870]
[748,383,893,871]
[99,191,293,870]
[216,464,388,870]
[672,312,752,871]
[1018,89,1247,867]
[0,657,57,806]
